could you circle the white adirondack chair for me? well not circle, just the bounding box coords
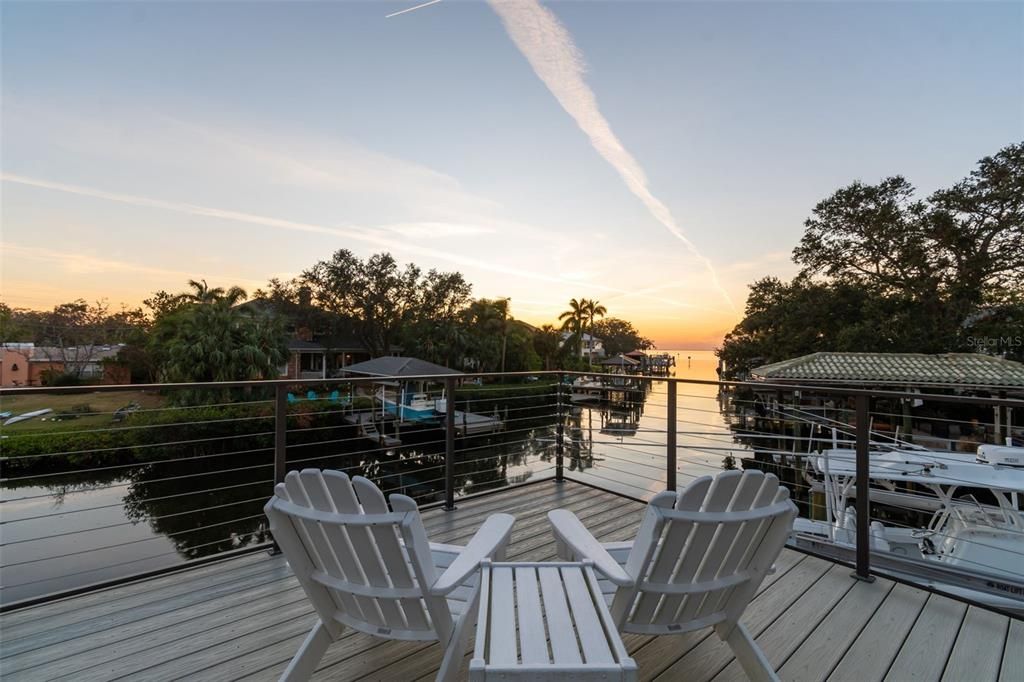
[265,469,515,682]
[548,470,797,682]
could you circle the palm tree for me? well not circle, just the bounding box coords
[533,324,562,370]
[582,299,607,366]
[186,279,247,306]
[463,298,507,372]
[558,298,587,358]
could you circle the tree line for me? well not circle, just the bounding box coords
[717,142,1024,377]
[0,254,654,385]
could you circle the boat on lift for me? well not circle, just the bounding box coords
[378,386,444,422]
[792,445,1024,614]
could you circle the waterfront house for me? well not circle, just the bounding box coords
[0,343,129,387]
[560,331,605,358]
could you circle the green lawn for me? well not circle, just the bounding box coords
[0,390,165,433]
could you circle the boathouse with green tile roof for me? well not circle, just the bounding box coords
[750,352,1024,388]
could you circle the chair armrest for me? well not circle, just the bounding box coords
[429,513,514,596]
[547,509,633,586]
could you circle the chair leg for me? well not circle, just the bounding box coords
[281,620,335,682]
[437,586,481,682]
[716,622,779,682]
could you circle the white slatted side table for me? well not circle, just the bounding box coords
[470,560,637,681]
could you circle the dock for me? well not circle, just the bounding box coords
[448,409,504,436]
[343,412,402,447]
[344,408,502,440]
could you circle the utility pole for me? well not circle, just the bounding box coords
[499,297,510,374]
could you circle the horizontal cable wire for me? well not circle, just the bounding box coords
[0,446,276,481]
[0,431,274,467]
[1,459,275,504]
[2,413,276,440]
[2,486,273,525]
[1,513,268,565]
[0,531,272,592]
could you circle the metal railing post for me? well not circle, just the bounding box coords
[274,384,287,486]
[854,393,874,582]
[444,376,457,511]
[270,384,288,555]
[666,380,677,492]
[556,373,565,482]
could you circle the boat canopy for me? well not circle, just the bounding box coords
[815,449,1024,492]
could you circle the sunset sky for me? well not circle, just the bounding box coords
[2,1,1021,348]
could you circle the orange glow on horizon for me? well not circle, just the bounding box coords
[1,286,737,351]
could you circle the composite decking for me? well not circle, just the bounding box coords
[1,481,1020,681]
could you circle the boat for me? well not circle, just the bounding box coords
[378,387,442,422]
[792,446,1024,613]
[3,408,53,426]
[570,377,603,403]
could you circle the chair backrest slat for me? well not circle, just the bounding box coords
[264,483,343,638]
[353,477,432,632]
[651,471,742,626]
[294,470,377,625]
[319,472,409,629]
[390,493,454,643]
[704,483,790,616]
[619,470,796,634]
[718,486,796,624]
[674,470,763,624]
[269,469,448,640]
[622,481,708,625]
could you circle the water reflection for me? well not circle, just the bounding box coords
[0,392,560,603]
[2,354,747,603]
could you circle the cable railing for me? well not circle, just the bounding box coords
[0,373,562,608]
[1,369,1022,617]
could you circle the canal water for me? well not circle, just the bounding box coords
[1,349,748,604]
[568,349,747,499]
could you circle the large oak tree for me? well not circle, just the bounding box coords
[720,142,1024,376]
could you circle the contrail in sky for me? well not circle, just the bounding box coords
[486,0,734,310]
[385,0,442,19]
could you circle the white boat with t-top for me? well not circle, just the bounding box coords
[792,445,1024,613]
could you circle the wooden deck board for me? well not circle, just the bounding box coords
[884,593,968,682]
[650,555,837,682]
[0,481,1018,682]
[827,582,930,682]
[32,484,623,682]
[1000,618,1024,682]
[777,575,895,682]
[709,563,861,682]
[619,549,807,682]
[941,606,1010,682]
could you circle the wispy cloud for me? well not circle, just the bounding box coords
[0,242,266,288]
[487,0,734,310]
[386,222,496,239]
[1,173,679,304]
